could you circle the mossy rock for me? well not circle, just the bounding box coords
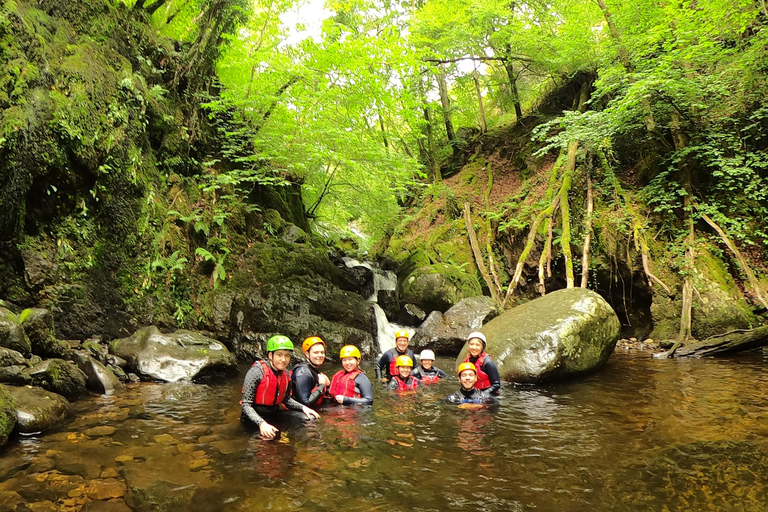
[0,308,32,357]
[19,308,71,358]
[0,384,16,447]
[23,359,87,401]
[401,263,483,313]
[6,385,70,435]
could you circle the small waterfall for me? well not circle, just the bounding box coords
[344,258,410,354]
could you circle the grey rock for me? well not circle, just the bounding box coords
[412,296,499,355]
[19,308,71,358]
[281,224,308,244]
[24,359,88,400]
[377,290,400,321]
[0,384,16,446]
[457,288,620,384]
[6,385,70,434]
[109,326,238,382]
[337,265,374,298]
[0,365,29,385]
[72,351,124,395]
[0,347,26,368]
[0,307,31,356]
[21,247,58,288]
[401,303,427,325]
[400,263,482,313]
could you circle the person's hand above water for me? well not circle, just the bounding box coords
[259,422,279,440]
[302,406,320,419]
[335,395,345,404]
[318,373,331,387]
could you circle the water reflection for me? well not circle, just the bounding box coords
[3,354,768,510]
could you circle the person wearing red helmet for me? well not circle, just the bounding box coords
[461,331,501,395]
[445,362,493,405]
[375,329,415,382]
[241,335,320,439]
[386,355,420,391]
[329,345,373,406]
[291,336,331,407]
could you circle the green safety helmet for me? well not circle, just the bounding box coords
[266,335,294,353]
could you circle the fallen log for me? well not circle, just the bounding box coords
[656,325,768,358]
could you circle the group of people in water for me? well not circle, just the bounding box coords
[240,330,500,439]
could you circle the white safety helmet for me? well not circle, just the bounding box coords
[467,331,487,348]
[419,349,435,360]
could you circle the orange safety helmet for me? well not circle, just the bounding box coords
[395,355,413,367]
[339,345,361,359]
[394,330,410,340]
[302,336,325,352]
[457,362,477,376]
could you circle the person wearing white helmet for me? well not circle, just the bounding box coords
[461,331,501,395]
[411,349,447,384]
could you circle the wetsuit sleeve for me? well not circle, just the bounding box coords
[375,351,391,380]
[283,395,306,411]
[386,378,399,391]
[411,367,423,380]
[292,366,324,406]
[436,368,447,378]
[342,374,374,406]
[241,364,267,426]
[483,358,501,394]
[445,391,462,404]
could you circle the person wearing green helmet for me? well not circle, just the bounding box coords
[241,335,320,439]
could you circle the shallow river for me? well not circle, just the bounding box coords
[3,351,768,511]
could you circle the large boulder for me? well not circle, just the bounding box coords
[24,359,88,401]
[458,288,620,384]
[0,347,26,368]
[0,384,16,446]
[18,308,71,358]
[72,351,124,395]
[109,326,238,382]
[411,296,499,355]
[6,385,70,434]
[400,263,482,313]
[0,308,31,356]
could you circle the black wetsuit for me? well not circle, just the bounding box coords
[241,363,305,427]
[468,354,502,395]
[386,375,419,390]
[375,347,416,381]
[291,361,327,407]
[334,372,374,406]
[411,366,447,381]
[445,387,493,405]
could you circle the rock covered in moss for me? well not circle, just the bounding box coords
[0,384,16,446]
[6,385,70,434]
[411,296,499,355]
[401,263,482,313]
[0,308,32,356]
[24,359,88,401]
[109,326,237,382]
[19,308,71,358]
[458,288,620,384]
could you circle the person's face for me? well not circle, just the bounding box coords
[468,339,484,357]
[398,365,411,379]
[421,359,433,370]
[459,369,477,390]
[395,337,409,352]
[341,357,359,372]
[269,349,292,371]
[306,343,325,367]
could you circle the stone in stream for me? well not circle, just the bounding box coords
[0,384,16,446]
[411,296,499,355]
[23,359,88,401]
[6,385,70,434]
[72,351,124,395]
[109,326,238,382]
[457,288,620,384]
[0,307,32,357]
[0,347,26,368]
[18,308,71,358]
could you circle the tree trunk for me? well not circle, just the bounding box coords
[580,167,593,288]
[483,164,502,297]
[503,55,523,121]
[560,140,579,288]
[437,64,455,142]
[672,111,694,341]
[670,325,768,358]
[464,203,500,304]
[423,107,440,183]
[473,68,487,133]
[378,111,389,149]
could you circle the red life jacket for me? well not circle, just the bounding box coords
[419,374,441,384]
[388,349,414,378]
[463,353,491,390]
[252,360,290,406]
[393,376,419,391]
[329,369,364,398]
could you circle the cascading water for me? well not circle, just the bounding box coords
[343,257,412,354]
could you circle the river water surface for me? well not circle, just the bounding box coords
[3,351,768,511]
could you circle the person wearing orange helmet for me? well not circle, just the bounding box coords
[329,345,373,406]
[291,336,331,407]
[386,355,419,391]
[375,329,415,382]
[461,331,501,395]
[445,362,493,405]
